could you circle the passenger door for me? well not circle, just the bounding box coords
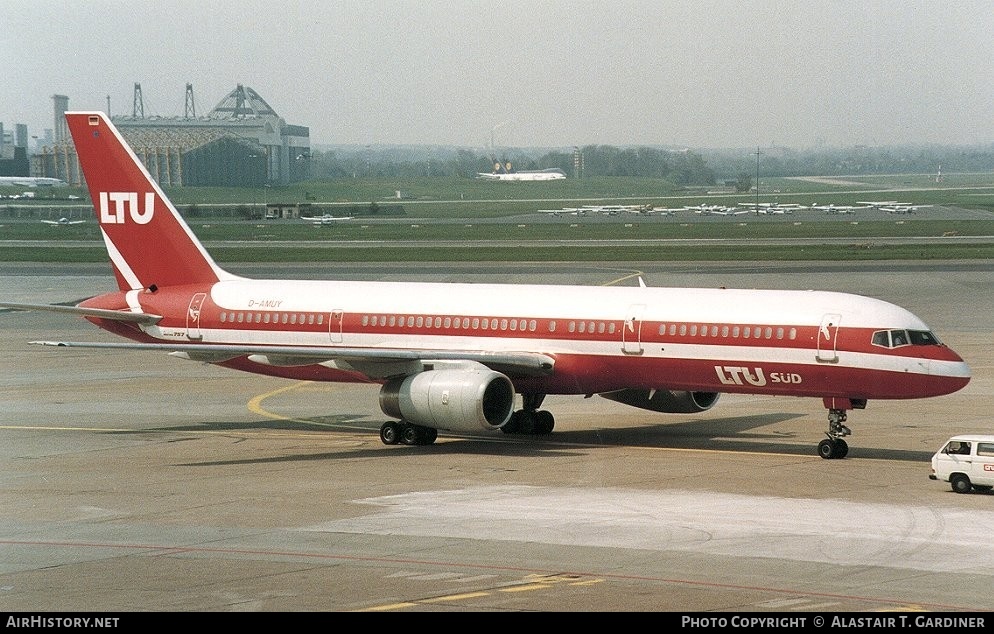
[329,309,344,343]
[816,313,841,363]
[622,304,645,355]
[186,293,206,340]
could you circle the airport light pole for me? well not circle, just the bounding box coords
[755,147,761,216]
[248,154,259,216]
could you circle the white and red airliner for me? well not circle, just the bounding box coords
[1,112,972,458]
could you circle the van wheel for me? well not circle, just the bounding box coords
[950,474,973,494]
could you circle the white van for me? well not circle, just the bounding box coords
[929,434,994,493]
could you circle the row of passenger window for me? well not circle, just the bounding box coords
[220,311,324,325]
[363,314,627,335]
[217,310,798,343]
[363,314,542,332]
[360,314,796,341]
[659,323,798,340]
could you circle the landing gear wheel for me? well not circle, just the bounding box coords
[503,392,554,436]
[818,408,853,459]
[817,438,848,460]
[818,438,836,460]
[502,409,554,435]
[418,426,438,445]
[400,423,420,446]
[393,422,437,446]
[517,411,536,435]
[502,411,522,434]
[534,410,555,434]
[380,421,400,445]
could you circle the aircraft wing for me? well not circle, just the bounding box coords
[6,301,552,378]
[0,301,162,325]
[24,340,556,379]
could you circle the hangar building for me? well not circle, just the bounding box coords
[36,84,309,188]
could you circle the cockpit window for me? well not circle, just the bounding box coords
[871,329,941,349]
[909,330,940,345]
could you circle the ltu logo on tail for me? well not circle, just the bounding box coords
[99,192,155,224]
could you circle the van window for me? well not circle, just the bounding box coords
[946,441,971,455]
[977,443,994,457]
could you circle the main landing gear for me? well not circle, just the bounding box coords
[817,407,852,459]
[501,393,555,435]
[377,393,557,446]
[379,421,438,446]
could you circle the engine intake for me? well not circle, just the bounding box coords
[379,368,515,432]
[599,388,720,413]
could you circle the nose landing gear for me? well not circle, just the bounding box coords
[817,407,852,459]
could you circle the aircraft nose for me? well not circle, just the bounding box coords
[929,352,971,395]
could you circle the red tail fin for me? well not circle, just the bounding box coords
[65,112,232,291]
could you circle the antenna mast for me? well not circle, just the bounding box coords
[184,83,196,118]
[132,83,145,119]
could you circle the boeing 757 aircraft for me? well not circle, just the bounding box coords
[476,163,566,181]
[0,112,971,459]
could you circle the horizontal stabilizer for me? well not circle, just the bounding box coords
[0,302,162,325]
[168,350,243,363]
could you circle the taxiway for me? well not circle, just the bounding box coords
[1,260,992,612]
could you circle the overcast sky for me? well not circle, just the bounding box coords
[4,0,994,150]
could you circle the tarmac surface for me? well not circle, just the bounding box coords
[2,259,994,613]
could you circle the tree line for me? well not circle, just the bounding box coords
[308,144,716,185]
[307,141,994,187]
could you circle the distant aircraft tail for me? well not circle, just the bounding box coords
[65,112,234,292]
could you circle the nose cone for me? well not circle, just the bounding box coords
[931,347,971,396]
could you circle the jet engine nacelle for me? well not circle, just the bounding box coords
[378,368,515,432]
[599,388,720,413]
